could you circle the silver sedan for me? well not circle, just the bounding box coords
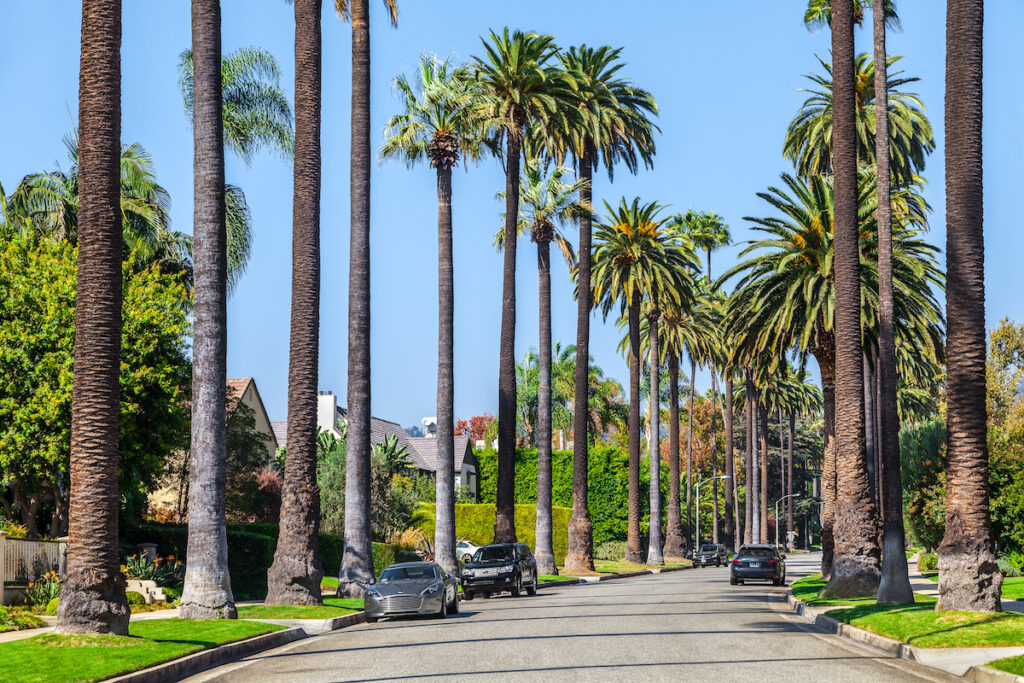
[364,562,459,622]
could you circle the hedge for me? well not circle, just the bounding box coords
[414,503,571,564]
[123,522,416,599]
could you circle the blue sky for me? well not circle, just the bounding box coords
[3,2,1023,430]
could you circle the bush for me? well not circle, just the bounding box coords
[45,597,59,616]
[126,591,147,606]
[26,573,61,608]
[0,606,43,631]
[998,558,1023,578]
[1,521,28,539]
[162,586,182,604]
[918,552,938,572]
[595,541,628,562]
[414,503,571,564]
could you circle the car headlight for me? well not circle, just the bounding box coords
[421,583,442,595]
[366,588,380,598]
[501,564,515,573]
[462,568,475,577]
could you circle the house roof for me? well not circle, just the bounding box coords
[271,421,288,450]
[226,377,278,452]
[408,435,473,471]
[226,377,251,400]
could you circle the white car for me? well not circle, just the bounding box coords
[456,540,481,564]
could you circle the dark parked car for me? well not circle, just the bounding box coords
[365,562,460,621]
[730,545,786,586]
[461,543,538,599]
[693,543,728,567]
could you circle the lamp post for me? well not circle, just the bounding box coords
[774,493,801,549]
[695,475,731,555]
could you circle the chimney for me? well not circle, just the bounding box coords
[422,416,438,438]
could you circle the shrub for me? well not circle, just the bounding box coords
[126,591,147,606]
[918,552,938,572]
[414,503,571,564]
[26,573,61,608]
[45,598,59,616]
[319,533,345,576]
[123,553,183,588]
[998,558,1023,578]
[595,541,628,562]
[1,521,28,539]
[162,586,182,604]
[0,606,43,631]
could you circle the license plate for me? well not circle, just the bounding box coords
[750,562,761,568]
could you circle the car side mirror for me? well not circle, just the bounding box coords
[780,554,787,559]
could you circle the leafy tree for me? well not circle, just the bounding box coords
[455,414,495,443]
[316,430,347,537]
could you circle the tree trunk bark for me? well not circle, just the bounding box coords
[625,292,643,564]
[863,348,877,508]
[267,0,324,606]
[820,349,837,578]
[725,376,737,551]
[744,370,753,545]
[758,403,768,544]
[825,0,882,598]
[646,313,664,565]
[938,0,1002,613]
[686,358,696,550]
[788,413,796,549]
[57,0,129,629]
[710,371,719,544]
[338,0,375,597]
[664,353,686,559]
[494,131,521,545]
[565,141,594,573]
[535,237,557,575]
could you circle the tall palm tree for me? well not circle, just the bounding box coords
[471,28,570,544]
[558,45,657,574]
[498,163,588,575]
[180,0,236,619]
[381,55,480,575]
[803,0,899,34]
[592,198,697,563]
[56,0,130,636]
[825,0,880,597]
[266,0,323,607]
[336,0,399,599]
[872,0,913,606]
[938,0,1002,614]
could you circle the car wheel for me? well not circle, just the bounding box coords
[511,574,522,597]
[366,616,379,623]
[526,578,537,596]
[730,575,738,585]
[435,595,448,618]
[449,591,459,614]
[481,592,490,599]
[716,560,721,567]
[463,590,474,601]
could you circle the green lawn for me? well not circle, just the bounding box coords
[989,654,1024,676]
[826,603,1024,648]
[320,576,338,592]
[920,573,1024,600]
[791,574,935,607]
[593,559,690,574]
[0,618,284,683]
[236,597,363,620]
[538,574,572,583]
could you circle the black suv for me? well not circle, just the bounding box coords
[730,545,786,585]
[693,543,728,567]
[461,543,538,599]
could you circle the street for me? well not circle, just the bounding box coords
[190,553,946,682]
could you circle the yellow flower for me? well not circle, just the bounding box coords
[28,582,34,588]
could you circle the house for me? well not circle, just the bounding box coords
[273,391,478,499]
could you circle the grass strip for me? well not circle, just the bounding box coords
[235,596,362,620]
[593,560,690,574]
[988,654,1024,676]
[826,602,1024,648]
[791,574,936,607]
[919,573,1024,601]
[0,618,284,683]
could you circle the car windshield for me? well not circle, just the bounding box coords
[473,546,514,563]
[700,545,718,552]
[738,547,774,558]
[378,565,436,582]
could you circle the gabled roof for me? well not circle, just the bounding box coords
[227,377,278,452]
[271,421,288,450]
[407,435,474,471]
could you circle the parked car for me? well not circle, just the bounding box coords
[730,545,786,586]
[693,543,728,567]
[364,562,459,621]
[456,539,481,564]
[461,543,538,599]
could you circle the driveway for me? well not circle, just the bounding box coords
[189,553,947,682]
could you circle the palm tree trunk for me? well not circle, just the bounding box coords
[179,0,237,619]
[710,371,719,544]
[819,350,837,577]
[938,0,1002,613]
[664,353,686,559]
[685,357,696,550]
[758,403,768,544]
[744,371,753,545]
[725,377,738,552]
[787,413,795,550]
[267,0,324,606]
[873,0,913,604]
[494,131,521,545]
[646,313,664,565]
[779,408,785,545]
[338,0,375,597]
[57,0,129,635]
[535,237,557,575]
[863,348,877,508]
[625,291,643,563]
[432,162,457,575]
[825,0,881,597]
[565,141,594,573]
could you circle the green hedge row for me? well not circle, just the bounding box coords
[414,503,571,564]
[123,523,416,600]
[474,446,669,547]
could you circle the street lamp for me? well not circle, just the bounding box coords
[695,475,731,555]
[774,493,801,549]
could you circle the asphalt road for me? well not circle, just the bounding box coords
[190,553,946,682]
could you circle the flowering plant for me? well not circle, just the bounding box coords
[123,553,184,588]
[26,572,61,608]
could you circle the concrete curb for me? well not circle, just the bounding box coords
[965,665,1024,683]
[243,611,366,635]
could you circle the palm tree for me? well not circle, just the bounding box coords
[592,198,697,563]
[498,163,588,575]
[56,0,130,636]
[784,53,933,183]
[938,0,1002,613]
[180,0,237,619]
[471,28,571,544]
[179,45,295,292]
[381,55,480,575]
[266,0,323,607]
[803,0,899,34]
[336,0,399,599]
[558,45,657,574]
